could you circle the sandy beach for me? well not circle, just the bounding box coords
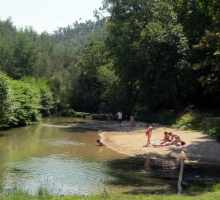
[71,120,220,164]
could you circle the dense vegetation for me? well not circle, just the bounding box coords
[0,0,220,133]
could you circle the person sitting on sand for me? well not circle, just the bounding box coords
[159,132,170,144]
[97,139,104,146]
[168,132,179,141]
[153,136,185,147]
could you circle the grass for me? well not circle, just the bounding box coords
[1,191,220,200]
[1,184,220,200]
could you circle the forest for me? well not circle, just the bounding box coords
[0,0,220,129]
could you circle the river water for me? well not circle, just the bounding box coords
[0,117,219,195]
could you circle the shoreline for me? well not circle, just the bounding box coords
[70,120,220,164]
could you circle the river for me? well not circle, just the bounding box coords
[0,117,219,195]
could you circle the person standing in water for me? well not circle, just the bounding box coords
[145,124,156,147]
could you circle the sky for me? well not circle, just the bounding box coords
[0,0,105,34]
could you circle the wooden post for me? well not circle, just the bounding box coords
[178,156,184,194]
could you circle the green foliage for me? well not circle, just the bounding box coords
[213,183,220,190]
[9,79,42,126]
[74,112,84,118]
[172,112,204,129]
[1,183,220,199]
[104,0,191,113]
[52,18,107,45]
[1,1,220,119]
[205,123,220,142]
[185,185,213,196]
[37,186,51,197]
[60,109,75,117]
[0,73,50,127]
[199,0,220,21]
[0,28,39,79]
[172,111,220,141]
[100,188,111,199]
[138,110,178,125]
[36,78,54,116]
[157,111,179,125]
[74,39,119,113]
[192,31,220,110]
[0,71,12,127]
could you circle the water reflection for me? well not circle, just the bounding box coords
[144,158,179,178]
[104,157,179,194]
[0,118,128,195]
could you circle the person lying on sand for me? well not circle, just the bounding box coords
[153,136,186,147]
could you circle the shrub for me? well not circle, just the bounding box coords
[60,109,76,117]
[0,71,12,127]
[9,79,42,126]
[172,112,204,130]
[74,112,84,118]
[68,109,75,116]
[205,123,220,142]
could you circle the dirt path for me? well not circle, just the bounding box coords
[70,120,220,164]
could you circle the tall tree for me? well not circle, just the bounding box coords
[103,0,191,114]
[192,31,220,110]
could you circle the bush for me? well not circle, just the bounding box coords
[0,71,12,127]
[60,109,75,117]
[171,111,220,141]
[74,112,84,118]
[205,123,220,142]
[171,112,204,130]
[68,109,75,116]
[9,79,42,126]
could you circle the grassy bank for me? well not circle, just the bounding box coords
[1,192,220,200]
[1,184,220,200]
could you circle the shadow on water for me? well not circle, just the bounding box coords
[103,155,180,194]
[103,154,220,195]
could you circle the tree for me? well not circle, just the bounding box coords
[73,39,119,113]
[193,31,220,110]
[38,78,54,116]
[9,78,41,126]
[0,71,12,127]
[11,31,38,79]
[103,0,191,114]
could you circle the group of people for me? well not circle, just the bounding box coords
[96,111,124,147]
[145,124,186,147]
[153,132,185,147]
[96,112,186,148]
[116,111,136,128]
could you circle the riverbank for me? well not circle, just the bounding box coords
[70,120,220,164]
